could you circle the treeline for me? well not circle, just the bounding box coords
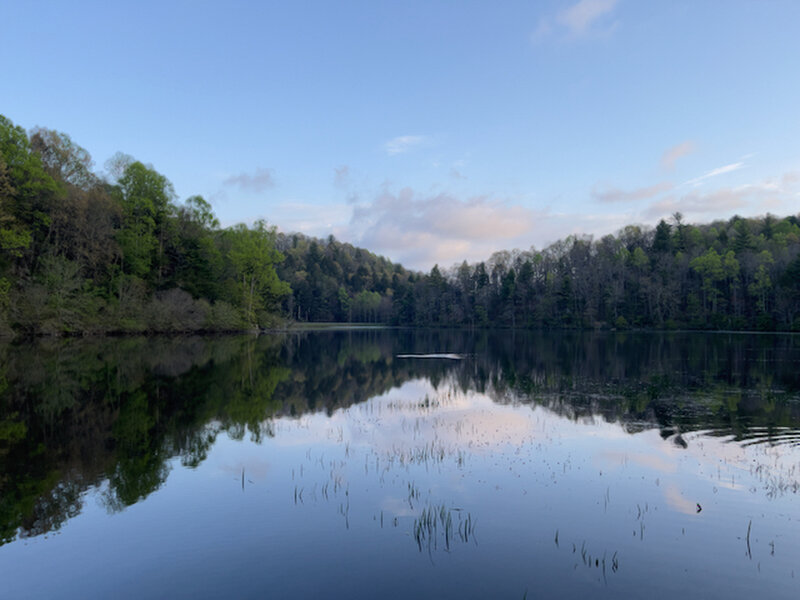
[0,115,289,335]
[3,114,800,334]
[277,214,800,331]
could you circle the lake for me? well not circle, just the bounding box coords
[1,329,799,599]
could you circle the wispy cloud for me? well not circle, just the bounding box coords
[223,167,275,192]
[384,135,428,155]
[740,171,800,208]
[559,0,619,36]
[683,161,744,187]
[781,171,799,186]
[533,0,619,41]
[660,141,696,170]
[592,181,672,203]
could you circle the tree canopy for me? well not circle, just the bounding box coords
[0,115,289,335]
[1,113,799,335]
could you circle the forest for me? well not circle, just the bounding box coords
[2,114,800,335]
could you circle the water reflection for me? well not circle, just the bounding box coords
[1,330,799,598]
[1,330,799,545]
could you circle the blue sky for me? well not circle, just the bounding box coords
[3,0,799,270]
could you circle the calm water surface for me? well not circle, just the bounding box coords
[1,330,799,599]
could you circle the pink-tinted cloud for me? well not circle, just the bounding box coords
[660,141,696,170]
[643,172,799,220]
[593,181,673,203]
[349,189,541,270]
[645,188,750,220]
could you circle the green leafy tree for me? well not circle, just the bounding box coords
[0,115,59,269]
[691,248,725,318]
[227,220,290,325]
[114,161,175,281]
[166,195,222,299]
[29,128,96,190]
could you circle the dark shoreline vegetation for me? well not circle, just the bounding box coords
[2,329,799,546]
[2,114,800,337]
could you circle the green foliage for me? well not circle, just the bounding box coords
[276,232,408,323]
[353,290,382,322]
[29,128,96,189]
[733,218,756,253]
[115,161,174,280]
[651,219,672,253]
[165,195,223,299]
[146,289,210,332]
[0,115,294,335]
[2,113,800,334]
[208,300,245,330]
[630,247,649,270]
[0,117,58,269]
[226,220,290,325]
[0,227,31,258]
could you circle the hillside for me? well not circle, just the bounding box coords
[2,114,799,335]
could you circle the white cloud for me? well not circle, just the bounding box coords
[346,189,541,270]
[223,167,275,192]
[384,135,428,155]
[660,141,696,170]
[534,0,619,41]
[341,189,665,270]
[558,0,619,36]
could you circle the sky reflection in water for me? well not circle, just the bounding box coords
[0,331,799,599]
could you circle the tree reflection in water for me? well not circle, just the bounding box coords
[1,329,799,545]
